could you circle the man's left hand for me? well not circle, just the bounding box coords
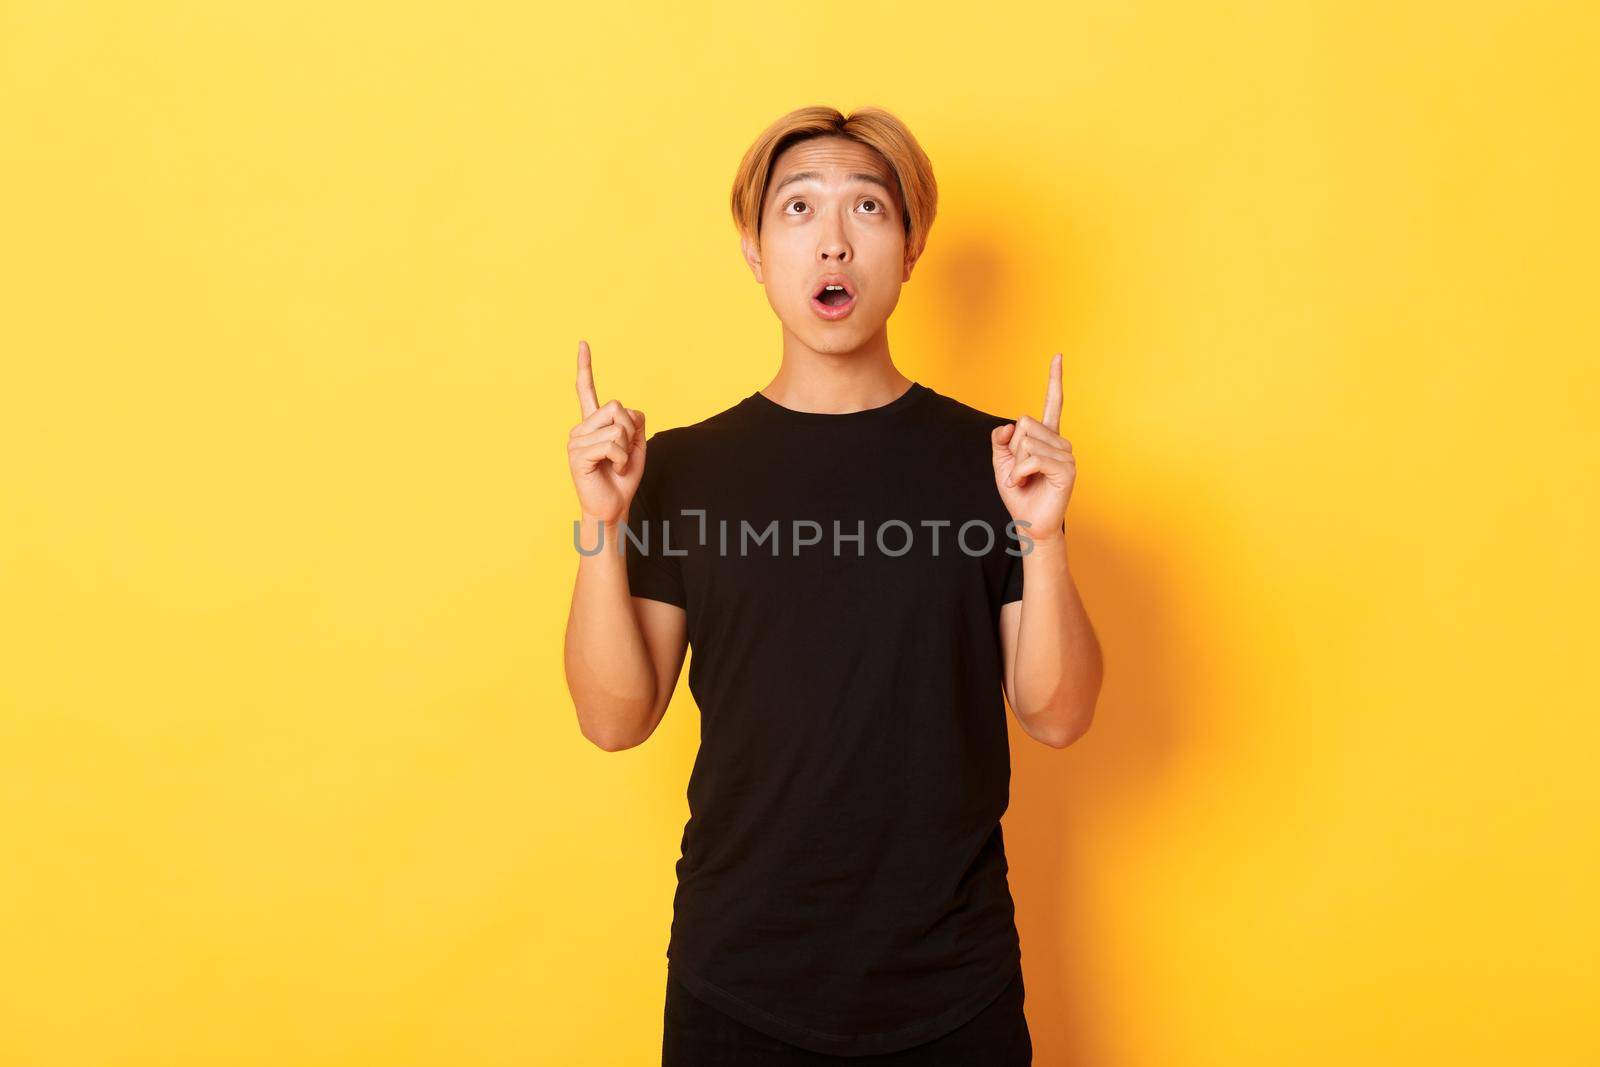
[991,352,1075,543]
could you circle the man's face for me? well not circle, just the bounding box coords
[743,136,916,356]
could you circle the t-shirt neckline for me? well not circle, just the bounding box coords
[747,380,927,423]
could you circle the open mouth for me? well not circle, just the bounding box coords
[810,278,857,319]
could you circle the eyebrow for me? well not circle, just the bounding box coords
[771,170,896,199]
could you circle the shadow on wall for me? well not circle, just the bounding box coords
[1003,524,1185,1066]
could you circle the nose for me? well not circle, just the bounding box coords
[818,216,850,263]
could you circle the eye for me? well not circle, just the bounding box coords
[784,199,809,215]
[860,198,881,213]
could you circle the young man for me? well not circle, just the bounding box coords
[564,105,1103,1064]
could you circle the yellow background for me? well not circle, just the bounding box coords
[3,2,1596,1063]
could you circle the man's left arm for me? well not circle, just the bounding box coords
[991,352,1104,748]
[998,537,1102,747]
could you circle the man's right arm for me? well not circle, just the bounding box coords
[562,339,688,751]
[565,514,688,751]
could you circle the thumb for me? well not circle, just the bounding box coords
[628,409,647,453]
[990,422,1015,473]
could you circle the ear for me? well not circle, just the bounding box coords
[903,245,921,283]
[741,234,764,284]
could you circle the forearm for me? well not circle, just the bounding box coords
[564,514,659,749]
[1010,535,1102,746]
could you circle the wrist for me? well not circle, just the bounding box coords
[1018,514,1066,541]
[1021,528,1069,557]
[578,511,627,531]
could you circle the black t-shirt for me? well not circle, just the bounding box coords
[623,380,1030,1057]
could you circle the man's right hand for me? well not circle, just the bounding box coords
[568,339,647,525]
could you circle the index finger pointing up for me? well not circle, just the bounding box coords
[1041,352,1063,432]
[576,340,600,418]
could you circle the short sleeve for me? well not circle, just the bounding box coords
[623,438,687,608]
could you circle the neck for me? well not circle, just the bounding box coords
[764,323,911,414]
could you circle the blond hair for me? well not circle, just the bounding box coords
[730,105,938,267]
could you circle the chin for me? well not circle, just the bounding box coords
[806,330,867,354]
[781,311,883,353]
[818,333,884,357]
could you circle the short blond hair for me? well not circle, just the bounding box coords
[730,105,938,267]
